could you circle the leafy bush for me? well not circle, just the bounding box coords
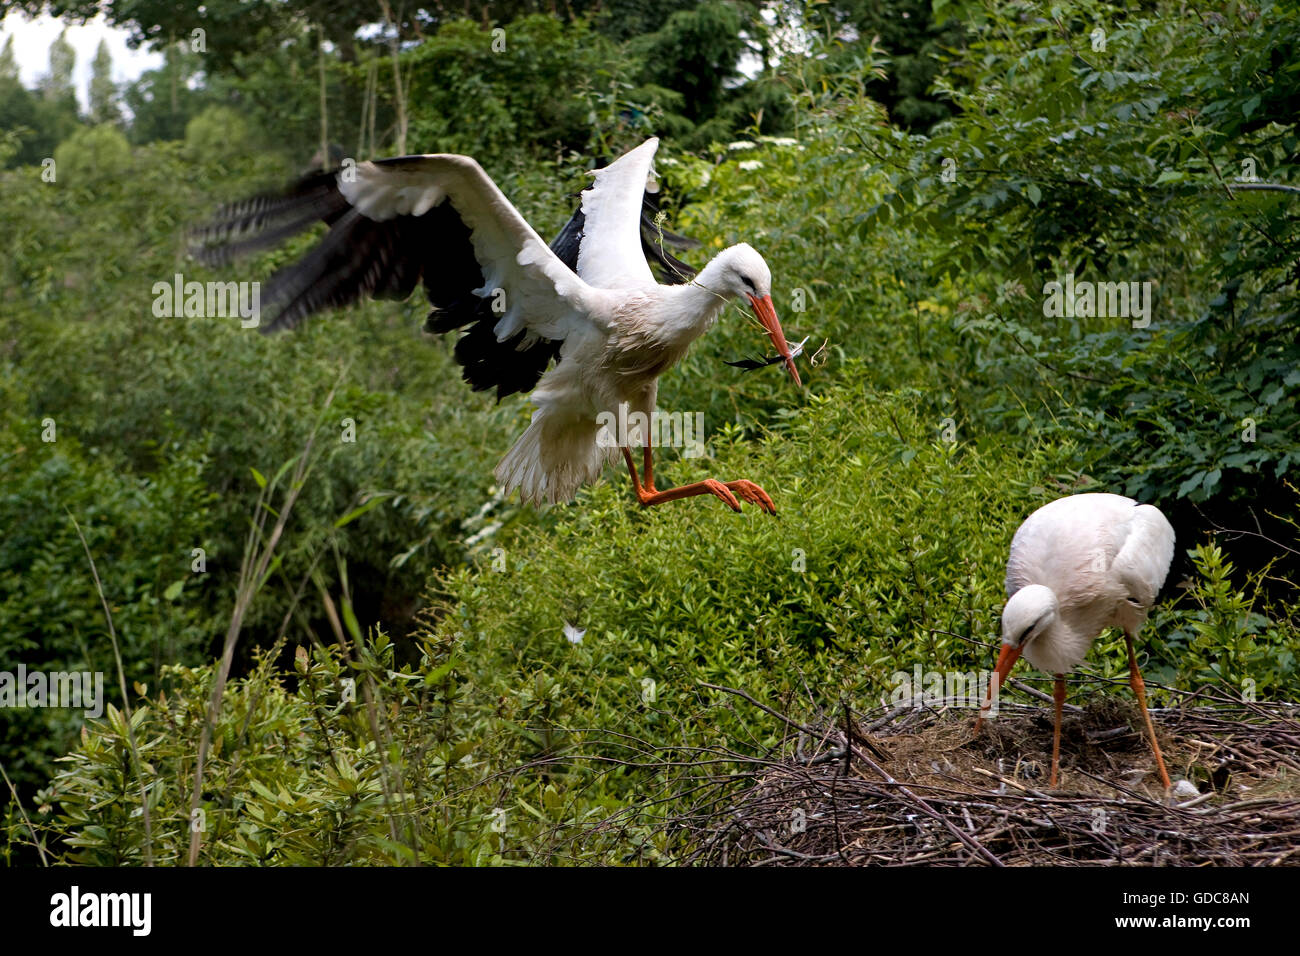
[0,137,515,795]
[403,16,624,161]
[52,124,133,184]
[184,106,251,162]
[854,0,1299,534]
[15,386,1055,863]
[20,382,1298,865]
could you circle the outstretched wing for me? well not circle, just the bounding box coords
[575,136,665,290]
[194,154,597,339]
[551,190,698,288]
[190,154,601,399]
[191,145,696,400]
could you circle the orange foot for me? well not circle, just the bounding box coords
[636,478,777,515]
[724,480,777,515]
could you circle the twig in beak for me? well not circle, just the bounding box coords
[727,336,810,373]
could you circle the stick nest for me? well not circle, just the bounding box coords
[667,688,1300,866]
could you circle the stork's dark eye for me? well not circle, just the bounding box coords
[740,275,756,292]
[1019,612,1049,644]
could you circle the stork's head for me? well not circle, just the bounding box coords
[994,584,1059,684]
[708,243,801,386]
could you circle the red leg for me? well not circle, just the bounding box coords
[621,441,775,515]
[1126,633,1173,791]
[1050,673,1065,788]
[622,446,740,510]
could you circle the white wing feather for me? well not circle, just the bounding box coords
[1006,493,1174,608]
[1112,503,1176,606]
[338,155,608,344]
[576,137,660,290]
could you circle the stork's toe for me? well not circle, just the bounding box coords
[725,479,777,515]
[702,479,742,511]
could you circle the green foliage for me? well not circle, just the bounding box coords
[122,44,222,146]
[0,73,80,169]
[41,27,75,101]
[0,431,215,794]
[1167,543,1298,695]
[811,0,965,130]
[88,39,120,127]
[52,124,133,183]
[631,1,745,125]
[855,0,1299,520]
[19,388,1297,865]
[14,389,1056,863]
[404,16,621,160]
[184,105,251,161]
[0,75,42,166]
[0,138,519,797]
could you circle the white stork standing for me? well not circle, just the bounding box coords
[974,493,1176,790]
[192,138,801,513]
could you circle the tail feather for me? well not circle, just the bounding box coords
[495,412,616,505]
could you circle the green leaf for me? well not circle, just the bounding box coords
[425,660,456,686]
[341,598,363,643]
[334,494,390,529]
[270,454,300,489]
[250,467,267,489]
[1176,472,1205,498]
[163,580,185,601]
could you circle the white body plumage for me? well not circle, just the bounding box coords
[1002,493,1176,674]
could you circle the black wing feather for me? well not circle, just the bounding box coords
[190,159,698,400]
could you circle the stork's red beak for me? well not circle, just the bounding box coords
[748,294,801,387]
[975,643,1022,732]
[992,643,1022,694]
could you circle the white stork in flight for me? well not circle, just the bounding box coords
[192,138,802,513]
[975,493,1176,791]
